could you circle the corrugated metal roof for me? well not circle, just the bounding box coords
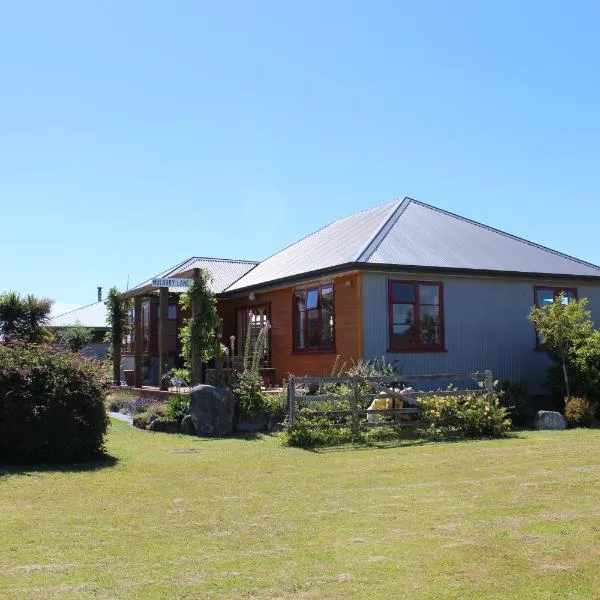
[49,302,108,328]
[224,197,600,292]
[367,199,600,277]
[123,257,258,298]
[225,201,399,291]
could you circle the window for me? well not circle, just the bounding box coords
[534,286,577,347]
[294,285,334,351]
[236,305,269,360]
[534,287,577,308]
[168,304,177,320]
[389,280,443,351]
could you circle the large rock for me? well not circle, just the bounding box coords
[534,410,566,430]
[180,414,197,435]
[189,385,234,437]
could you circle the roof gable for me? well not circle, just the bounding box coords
[123,257,258,299]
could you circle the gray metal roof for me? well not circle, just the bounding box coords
[49,302,108,329]
[122,257,258,299]
[224,197,600,292]
[225,201,399,291]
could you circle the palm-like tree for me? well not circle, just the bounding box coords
[0,291,53,343]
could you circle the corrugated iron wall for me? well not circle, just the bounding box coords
[363,272,600,394]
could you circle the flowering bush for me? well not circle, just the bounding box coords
[419,392,511,440]
[564,397,596,428]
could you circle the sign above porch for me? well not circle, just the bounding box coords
[152,278,193,288]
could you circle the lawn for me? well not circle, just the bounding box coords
[2,423,600,599]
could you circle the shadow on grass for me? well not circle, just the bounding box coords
[299,431,528,454]
[0,453,119,477]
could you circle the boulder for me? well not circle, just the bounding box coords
[189,385,234,437]
[534,410,566,430]
[148,418,180,433]
[180,414,197,435]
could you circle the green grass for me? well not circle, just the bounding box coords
[2,423,600,599]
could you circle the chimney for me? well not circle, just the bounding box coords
[97,287,102,302]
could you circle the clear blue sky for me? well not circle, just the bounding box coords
[2,1,600,309]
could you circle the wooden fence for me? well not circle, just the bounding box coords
[287,371,494,429]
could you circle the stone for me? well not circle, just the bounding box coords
[189,385,234,437]
[148,418,180,433]
[534,410,566,430]
[180,414,197,435]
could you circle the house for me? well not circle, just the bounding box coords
[122,198,600,392]
[48,300,110,358]
[120,257,258,385]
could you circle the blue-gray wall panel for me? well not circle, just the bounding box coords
[363,273,600,393]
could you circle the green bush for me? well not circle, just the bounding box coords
[164,394,190,423]
[233,370,265,420]
[564,397,595,428]
[0,343,109,463]
[419,392,511,440]
[263,389,287,421]
[499,380,535,428]
[281,417,356,448]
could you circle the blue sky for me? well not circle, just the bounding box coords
[1,1,600,311]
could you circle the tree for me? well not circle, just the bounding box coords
[105,288,132,386]
[179,269,219,384]
[0,291,53,343]
[57,322,93,353]
[528,293,593,400]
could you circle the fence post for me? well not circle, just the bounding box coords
[485,370,494,404]
[288,376,296,428]
[351,377,360,437]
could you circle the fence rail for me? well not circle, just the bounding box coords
[287,371,494,429]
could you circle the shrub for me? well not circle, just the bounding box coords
[281,417,356,448]
[419,392,510,440]
[125,395,161,415]
[233,370,265,420]
[565,397,595,428]
[164,394,190,423]
[0,343,109,463]
[363,425,404,443]
[499,380,535,428]
[263,388,288,421]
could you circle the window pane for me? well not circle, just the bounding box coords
[391,282,414,303]
[321,307,333,348]
[295,308,305,349]
[321,286,333,309]
[168,305,177,320]
[393,304,414,326]
[306,290,319,310]
[560,290,575,305]
[392,323,415,346]
[419,285,439,305]
[308,309,319,346]
[536,289,554,307]
[419,305,440,345]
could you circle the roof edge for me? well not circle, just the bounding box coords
[218,261,600,298]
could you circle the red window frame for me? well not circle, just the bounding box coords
[293,285,335,353]
[533,286,578,349]
[388,280,445,352]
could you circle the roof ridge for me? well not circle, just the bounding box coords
[185,256,259,265]
[406,197,600,272]
[355,198,408,262]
